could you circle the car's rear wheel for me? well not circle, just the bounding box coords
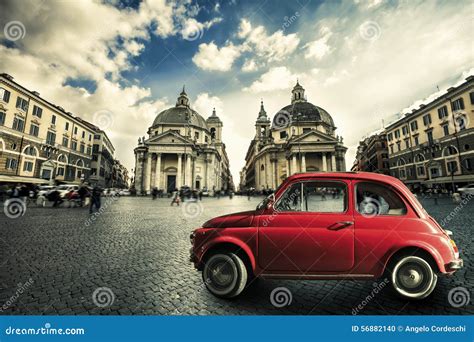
[202,253,247,298]
[390,256,437,299]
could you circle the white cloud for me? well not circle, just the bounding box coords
[194,93,223,116]
[304,26,333,60]
[192,42,241,71]
[180,17,223,40]
[242,59,258,72]
[243,67,295,93]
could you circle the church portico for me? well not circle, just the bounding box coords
[133,89,232,195]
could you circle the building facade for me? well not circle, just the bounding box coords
[241,82,347,191]
[351,132,390,174]
[133,88,232,194]
[384,75,474,191]
[0,73,95,185]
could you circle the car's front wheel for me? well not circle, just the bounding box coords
[390,256,437,300]
[202,253,247,298]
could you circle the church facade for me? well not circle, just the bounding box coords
[133,88,232,194]
[241,81,347,191]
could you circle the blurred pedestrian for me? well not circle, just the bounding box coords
[89,185,102,214]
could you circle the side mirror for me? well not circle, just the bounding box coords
[266,194,275,209]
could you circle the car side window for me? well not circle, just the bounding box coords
[274,181,347,213]
[356,182,407,216]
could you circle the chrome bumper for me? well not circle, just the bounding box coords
[446,259,463,271]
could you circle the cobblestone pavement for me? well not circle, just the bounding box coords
[0,195,472,315]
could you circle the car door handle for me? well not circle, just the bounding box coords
[327,221,354,231]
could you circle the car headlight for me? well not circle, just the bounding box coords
[189,231,196,244]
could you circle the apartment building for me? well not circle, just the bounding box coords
[0,73,95,185]
[351,132,390,174]
[385,75,474,191]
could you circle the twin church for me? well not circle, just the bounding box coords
[133,82,347,194]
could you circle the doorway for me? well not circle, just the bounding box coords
[167,175,176,193]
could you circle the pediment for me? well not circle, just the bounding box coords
[146,131,193,145]
[291,130,337,143]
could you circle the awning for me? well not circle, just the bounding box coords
[0,175,48,184]
[423,174,474,184]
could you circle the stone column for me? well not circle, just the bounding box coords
[145,152,152,193]
[331,153,336,171]
[186,154,191,187]
[271,159,276,189]
[177,154,182,188]
[154,153,161,189]
[322,153,327,172]
[301,153,306,172]
[134,152,143,192]
[292,154,297,175]
[286,158,290,177]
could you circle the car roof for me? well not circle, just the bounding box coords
[286,171,402,184]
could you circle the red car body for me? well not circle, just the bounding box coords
[191,172,463,299]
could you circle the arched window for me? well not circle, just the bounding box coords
[443,145,458,157]
[261,164,265,171]
[58,154,67,163]
[24,146,37,156]
[76,159,84,168]
[397,158,406,166]
[415,154,425,163]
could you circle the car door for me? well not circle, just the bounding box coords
[257,179,355,273]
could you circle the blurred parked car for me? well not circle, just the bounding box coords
[119,189,131,196]
[458,184,474,196]
[56,184,79,198]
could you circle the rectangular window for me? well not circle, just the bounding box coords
[62,137,69,147]
[57,167,65,176]
[390,145,394,154]
[302,128,311,134]
[80,143,85,153]
[6,158,18,170]
[387,133,393,141]
[394,130,400,139]
[89,134,92,141]
[443,125,449,136]
[423,114,432,126]
[427,131,433,145]
[0,87,11,102]
[29,123,39,137]
[414,136,419,146]
[397,142,401,151]
[470,92,474,105]
[32,105,43,118]
[23,161,33,172]
[46,131,56,145]
[452,98,465,111]
[405,139,410,149]
[12,117,25,132]
[279,131,287,139]
[402,126,408,135]
[16,96,28,112]
[437,106,448,119]
[0,111,5,125]
[87,146,92,155]
[51,115,56,125]
[82,131,85,139]
[447,161,458,173]
[71,141,77,150]
[417,166,425,176]
[65,122,69,130]
[410,121,418,131]
[74,127,78,135]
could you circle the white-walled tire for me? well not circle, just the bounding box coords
[390,256,437,300]
[202,253,248,298]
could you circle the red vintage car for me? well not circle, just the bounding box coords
[190,172,463,300]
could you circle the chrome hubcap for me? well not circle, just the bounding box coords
[399,266,423,289]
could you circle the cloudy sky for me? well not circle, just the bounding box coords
[0,0,472,183]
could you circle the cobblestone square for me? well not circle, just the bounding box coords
[0,196,472,315]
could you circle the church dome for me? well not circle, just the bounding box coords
[274,81,335,127]
[279,101,335,127]
[151,87,208,129]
